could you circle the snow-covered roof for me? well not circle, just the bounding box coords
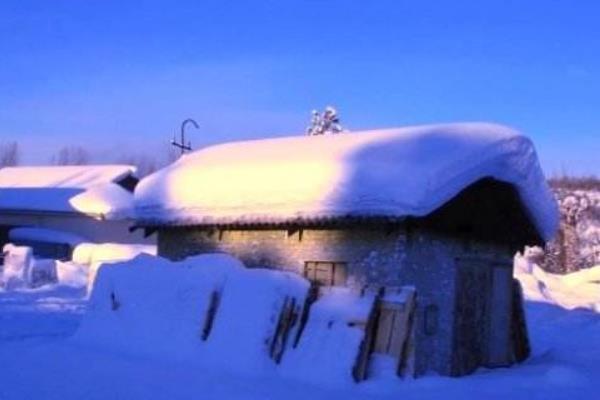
[0,165,137,219]
[134,123,559,241]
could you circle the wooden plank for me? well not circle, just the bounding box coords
[269,296,299,364]
[373,308,395,354]
[275,299,300,363]
[292,282,319,348]
[201,290,220,341]
[352,287,384,382]
[388,308,406,358]
[373,289,415,359]
[269,296,290,360]
[397,289,417,378]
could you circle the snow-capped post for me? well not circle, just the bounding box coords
[306,106,345,135]
[171,118,198,155]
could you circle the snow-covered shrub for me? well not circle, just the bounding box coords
[515,251,600,311]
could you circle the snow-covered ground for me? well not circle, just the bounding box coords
[0,260,599,399]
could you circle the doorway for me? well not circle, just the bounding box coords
[451,258,490,376]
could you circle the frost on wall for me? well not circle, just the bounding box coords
[543,189,600,273]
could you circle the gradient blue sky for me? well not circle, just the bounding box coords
[1,1,598,175]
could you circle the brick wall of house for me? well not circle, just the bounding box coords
[158,225,512,376]
[159,227,410,287]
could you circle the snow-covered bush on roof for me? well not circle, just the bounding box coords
[135,123,558,240]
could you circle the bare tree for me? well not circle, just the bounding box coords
[0,141,19,167]
[52,146,90,165]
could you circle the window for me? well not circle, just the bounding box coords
[303,261,347,286]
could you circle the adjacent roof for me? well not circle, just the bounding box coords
[0,165,137,219]
[134,123,559,241]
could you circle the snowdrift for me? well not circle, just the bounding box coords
[281,288,375,384]
[1,241,157,290]
[135,122,558,241]
[75,254,381,381]
[71,242,156,291]
[515,252,600,311]
[75,254,309,369]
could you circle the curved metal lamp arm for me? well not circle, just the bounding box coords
[172,118,199,154]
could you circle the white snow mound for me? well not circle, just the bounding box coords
[75,254,310,372]
[135,123,558,240]
[515,253,600,311]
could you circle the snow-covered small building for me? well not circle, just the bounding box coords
[134,123,558,378]
[0,165,152,260]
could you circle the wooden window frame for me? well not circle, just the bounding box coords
[303,261,347,287]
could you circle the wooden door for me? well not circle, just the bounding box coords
[451,258,490,376]
[487,263,513,366]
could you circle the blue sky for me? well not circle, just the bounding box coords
[0,0,598,175]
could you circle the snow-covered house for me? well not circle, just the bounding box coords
[0,165,152,260]
[134,123,558,377]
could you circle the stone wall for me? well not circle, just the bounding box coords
[160,226,409,287]
[158,225,513,376]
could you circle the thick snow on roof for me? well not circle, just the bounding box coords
[135,123,558,240]
[0,165,136,218]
